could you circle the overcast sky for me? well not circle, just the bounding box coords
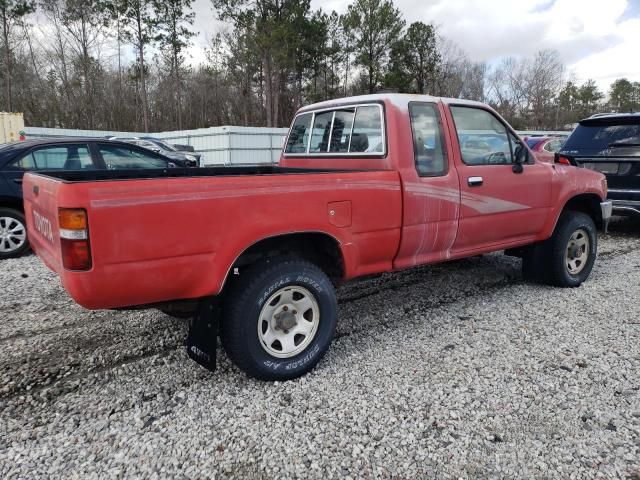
[189,0,640,90]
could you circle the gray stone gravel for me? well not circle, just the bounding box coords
[1,218,639,479]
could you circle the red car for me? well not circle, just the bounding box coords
[24,94,610,380]
[525,136,566,162]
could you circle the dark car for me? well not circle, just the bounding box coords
[110,137,200,167]
[0,137,178,259]
[557,113,640,215]
[141,137,203,165]
[171,143,196,152]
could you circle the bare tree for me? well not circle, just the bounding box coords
[486,57,528,126]
[116,0,158,132]
[0,0,35,111]
[524,49,565,128]
[155,0,195,130]
[432,37,485,101]
[41,0,110,128]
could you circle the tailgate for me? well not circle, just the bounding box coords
[573,156,640,199]
[23,173,64,273]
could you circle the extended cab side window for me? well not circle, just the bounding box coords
[409,103,447,176]
[99,144,168,169]
[351,106,384,153]
[450,106,513,166]
[8,145,93,170]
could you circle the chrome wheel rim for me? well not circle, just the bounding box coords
[258,286,320,359]
[0,216,26,254]
[566,228,590,275]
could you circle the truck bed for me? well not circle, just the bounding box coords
[24,167,403,309]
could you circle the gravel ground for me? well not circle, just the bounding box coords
[1,218,639,479]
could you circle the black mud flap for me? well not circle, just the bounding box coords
[186,297,219,372]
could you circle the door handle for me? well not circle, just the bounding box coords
[13,179,23,184]
[467,176,483,187]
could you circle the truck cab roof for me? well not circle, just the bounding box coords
[296,93,488,114]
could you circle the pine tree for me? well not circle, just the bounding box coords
[342,0,404,94]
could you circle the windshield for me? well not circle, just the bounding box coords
[563,122,640,154]
[525,138,540,148]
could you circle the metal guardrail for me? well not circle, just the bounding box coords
[516,130,571,137]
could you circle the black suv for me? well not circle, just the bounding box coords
[0,138,178,259]
[558,113,640,215]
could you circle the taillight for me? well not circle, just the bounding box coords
[554,153,573,166]
[59,208,92,271]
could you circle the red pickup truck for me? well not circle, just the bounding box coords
[24,94,611,380]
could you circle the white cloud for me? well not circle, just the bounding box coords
[187,0,226,64]
[186,0,640,91]
[311,0,640,91]
[568,16,640,87]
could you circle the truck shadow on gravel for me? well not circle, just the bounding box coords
[1,253,523,401]
[335,254,521,339]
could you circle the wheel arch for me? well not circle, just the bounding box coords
[560,193,604,229]
[539,192,604,241]
[221,231,348,293]
[0,196,25,213]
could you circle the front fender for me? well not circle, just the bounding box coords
[539,165,607,239]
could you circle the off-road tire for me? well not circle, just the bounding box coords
[523,211,597,287]
[221,256,337,380]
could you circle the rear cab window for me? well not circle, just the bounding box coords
[284,103,385,156]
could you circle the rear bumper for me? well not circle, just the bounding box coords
[601,201,613,233]
[605,188,640,215]
[611,199,640,216]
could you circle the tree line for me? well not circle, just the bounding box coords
[1,0,638,133]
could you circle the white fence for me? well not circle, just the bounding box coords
[23,125,571,166]
[24,126,289,166]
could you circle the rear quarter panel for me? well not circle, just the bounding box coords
[31,171,402,309]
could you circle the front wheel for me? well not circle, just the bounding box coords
[221,257,337,380]
[523,211,597,287]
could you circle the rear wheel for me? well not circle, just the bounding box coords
[221,256,337,380]
[0,208,30,259]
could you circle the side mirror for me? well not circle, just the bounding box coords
[513,143,528,174]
